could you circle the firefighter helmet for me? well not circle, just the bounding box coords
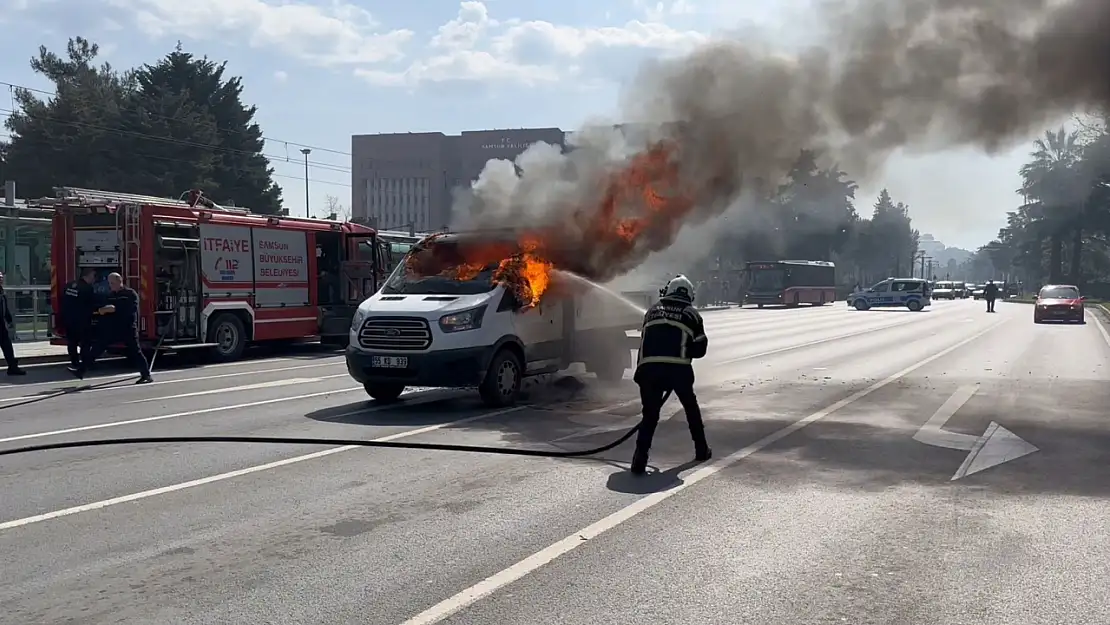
[663,275,696,301]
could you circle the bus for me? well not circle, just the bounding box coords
[743,260,836,308]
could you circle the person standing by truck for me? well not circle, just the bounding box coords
[62,268,98,370]
[0,271,25,375]
[631,275,712,475]
[72,273,152,384]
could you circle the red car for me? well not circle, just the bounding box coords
[1033,284,1085,324]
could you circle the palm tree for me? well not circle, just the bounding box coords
[1018,128,1085,283]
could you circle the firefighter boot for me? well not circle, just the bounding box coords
[687,420,712,462]
[694,443,712,462]
[630,446,649,475]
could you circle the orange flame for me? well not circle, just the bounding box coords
[405,139,697,308]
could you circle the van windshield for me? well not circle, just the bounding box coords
[382,243,501,296]
[1040,286,1080,300]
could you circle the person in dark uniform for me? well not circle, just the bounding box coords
[73,272,152,383]
[62,268,99,370]
[0,271,26,375]
[631,275,711,475]
[983,280,999,313]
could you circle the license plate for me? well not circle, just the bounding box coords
[372,356,408,368]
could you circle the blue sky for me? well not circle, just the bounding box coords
[0,0,1054,251]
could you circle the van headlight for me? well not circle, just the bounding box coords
[439,305,486,333]
[350,307,369,333]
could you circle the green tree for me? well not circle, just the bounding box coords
[3,37,282,211]
[776,149,858,260]
[132,45,282,213]
[1018,128,1087,282]
[2,37,139,197]
[864,188,919,279]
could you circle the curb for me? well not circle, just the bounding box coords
[20,354,70,365]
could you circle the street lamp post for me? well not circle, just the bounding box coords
[300,148,311,217]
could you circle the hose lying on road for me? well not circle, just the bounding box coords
[0,391,670,459]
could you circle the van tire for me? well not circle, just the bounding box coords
[479,348,523,407]
[907,299,923,312]
[853,300,869,311]
[364,382,406,402]
[207,313,247,362]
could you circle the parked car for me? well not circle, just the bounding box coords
[1033,284,1085,324]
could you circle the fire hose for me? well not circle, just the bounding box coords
[0,391,671,459]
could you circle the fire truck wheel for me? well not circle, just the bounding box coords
[364,382,406,402]
[208,314,247,362]
[479,348,523,408]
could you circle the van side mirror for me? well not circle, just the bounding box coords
[1080,295,1087,300]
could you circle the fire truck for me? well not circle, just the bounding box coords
[46,187,398,362]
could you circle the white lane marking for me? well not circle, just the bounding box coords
[0,355,345,392]
[1,388,350,444]
[124,375,349,403]
[0,362,348,403]
[0,386,469,445]
[395,319,1009,625]
[1090,308,1110,349]
[0,406,524,532]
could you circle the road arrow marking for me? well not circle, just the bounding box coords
[913,385,1039,480]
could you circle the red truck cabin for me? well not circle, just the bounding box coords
[48,188,385,362]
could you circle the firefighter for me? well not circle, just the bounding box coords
[73,272,152,383]
[63,268,98,371]
[0,271,25,375]
[631,274,711,475]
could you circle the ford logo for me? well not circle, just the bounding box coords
[385,328,401,337]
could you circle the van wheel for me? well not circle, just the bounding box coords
[207,314,247,362]
[479,348,523,407]
[364,382,406,402]
[907,299,923,311]
[854,300,870,311]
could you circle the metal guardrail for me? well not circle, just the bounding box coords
[3,285,53,341]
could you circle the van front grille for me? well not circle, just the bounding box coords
[358,317,432,350]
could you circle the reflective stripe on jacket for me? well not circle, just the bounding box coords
[636,296,708,367]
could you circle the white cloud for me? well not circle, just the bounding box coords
[106,0,414,65]
[359,1,707,88]
[273,70,288,83]
[101,0,708,88]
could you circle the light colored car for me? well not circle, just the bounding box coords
[847,278,932,311]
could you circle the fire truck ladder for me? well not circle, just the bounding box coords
[52,186,194,208]
[121,203,143,292]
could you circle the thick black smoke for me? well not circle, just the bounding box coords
[451,0,1110,282]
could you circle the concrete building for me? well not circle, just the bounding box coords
[351,128,566,230]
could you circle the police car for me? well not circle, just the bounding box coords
[846,278,931,311]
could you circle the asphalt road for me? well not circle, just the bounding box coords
[1,297,1107,625]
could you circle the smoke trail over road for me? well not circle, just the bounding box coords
[447,0,1110,284]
